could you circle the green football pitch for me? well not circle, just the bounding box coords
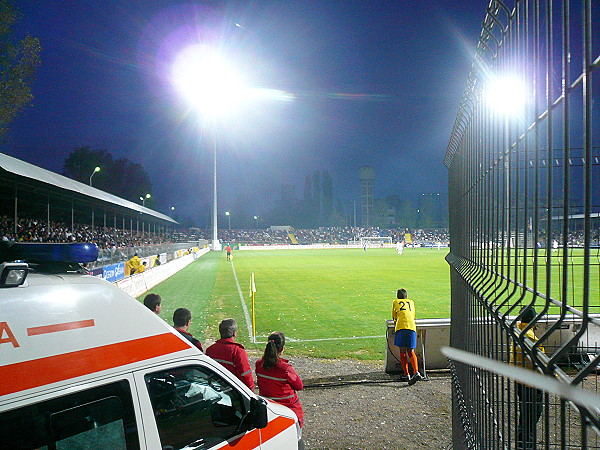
[141,248,451,360]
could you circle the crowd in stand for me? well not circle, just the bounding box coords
[0,215,172,249]
[201,226,451,246]
[1,215,452,248]
[7,212,600,250]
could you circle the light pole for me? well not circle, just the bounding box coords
[254,215,259,229]
[139,193,151,207]
[171,42,296,251]
[485,74,527,248]
[172,45,248,251]
[225,211,231,230]
[89,166,100,186]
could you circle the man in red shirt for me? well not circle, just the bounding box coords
[206,318,254,390]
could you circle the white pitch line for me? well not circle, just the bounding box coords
[254,335,385,343]
[230,261,254,342]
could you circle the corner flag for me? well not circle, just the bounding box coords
[249,272,256,296]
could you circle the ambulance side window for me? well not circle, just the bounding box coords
[0,380,139,449]
[145,365,250,449]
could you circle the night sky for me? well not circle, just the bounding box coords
[5,1,485,225]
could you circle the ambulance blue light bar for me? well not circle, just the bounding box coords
[10,243,99,263]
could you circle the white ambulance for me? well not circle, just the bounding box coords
[0,242,300,449]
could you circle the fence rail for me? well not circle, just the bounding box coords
[445,0,600,448]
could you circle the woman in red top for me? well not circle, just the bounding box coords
[255,332,305,435]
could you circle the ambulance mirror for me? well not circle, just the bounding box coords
[249,397,268,429]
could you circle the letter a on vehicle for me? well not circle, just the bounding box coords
[0,322,19,348]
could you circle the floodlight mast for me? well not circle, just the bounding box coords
[485,73,527,248]
[212,130,219,250]
[172,45,247,251]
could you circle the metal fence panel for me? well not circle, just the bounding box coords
[445,0,600,448]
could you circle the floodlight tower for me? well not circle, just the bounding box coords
[359,166,375,227]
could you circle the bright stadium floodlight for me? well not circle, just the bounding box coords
[485,74,527,116]
[172,44,295,251]
[485,73,528,248]
[172,45,249,252]
[172,45,246,118]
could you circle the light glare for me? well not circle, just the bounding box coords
[485,75,527,116]
[172,45,246,116]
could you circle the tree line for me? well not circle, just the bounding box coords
[62,146,153,206]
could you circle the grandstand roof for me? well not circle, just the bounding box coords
[0,152,177,224]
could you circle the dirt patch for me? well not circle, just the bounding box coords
[248,352,452,449]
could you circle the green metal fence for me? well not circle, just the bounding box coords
[445,0,600,447]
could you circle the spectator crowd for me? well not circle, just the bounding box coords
[0,215,454,248]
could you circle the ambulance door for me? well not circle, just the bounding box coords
[135,361,265,449]
[0,374,145,449]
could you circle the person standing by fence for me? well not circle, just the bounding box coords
[392,288,422,385]
[510,306,544,449]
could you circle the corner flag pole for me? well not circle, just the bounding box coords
[250,273,256,343]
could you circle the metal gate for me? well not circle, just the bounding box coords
[445,0,600,448]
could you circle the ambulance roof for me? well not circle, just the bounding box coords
[0,244,197,400]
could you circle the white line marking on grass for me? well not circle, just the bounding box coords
[230,261,254,342]
[254,335,385,343]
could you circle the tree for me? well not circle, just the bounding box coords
[62,146,113,185]
[322,170,333,226]
[111,157,152,204]
[312,170,321,223]
[62,146,153,204]
[0,1,41,139]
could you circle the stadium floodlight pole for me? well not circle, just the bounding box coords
[212,131,219,250]
[172,45,250,251]
[89,166,100,186]
[172,43,295,250]
[485,73,527,248]
[225,211,231,229]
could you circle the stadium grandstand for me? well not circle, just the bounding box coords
[0,153,449,257]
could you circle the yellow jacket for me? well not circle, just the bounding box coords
[126,255,141,276]
[509,322,545,369]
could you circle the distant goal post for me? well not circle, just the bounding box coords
[358,236,393,247]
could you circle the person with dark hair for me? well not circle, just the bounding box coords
[206,318,254,390]
[173,307,203,351]
[143,293,162,314]
[256,332,305,440]
[510,306,545,449]
[392,288,422,385]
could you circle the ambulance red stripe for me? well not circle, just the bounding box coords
[1,333,190,396]
[221,416,296,448]
[27,319,95,335]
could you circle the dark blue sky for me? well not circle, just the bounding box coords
[5,1,484,224]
